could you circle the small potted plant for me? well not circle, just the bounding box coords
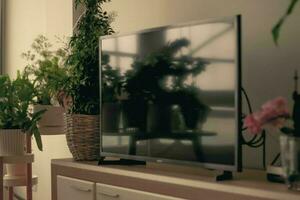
[244,95,300,190]
[0,73,45,176]
[22,35,68,135]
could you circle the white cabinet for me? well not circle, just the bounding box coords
[96,183,183,200]
[57,175,95,200]
[56,176,181,200]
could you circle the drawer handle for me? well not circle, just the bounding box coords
[71,185,92,193]
[98,192,120,198]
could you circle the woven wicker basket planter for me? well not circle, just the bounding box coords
[64,114,100,161]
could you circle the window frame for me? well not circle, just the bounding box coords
[0,0,4,74]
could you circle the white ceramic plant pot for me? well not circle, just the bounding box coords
[0,129,25,155]
[32,104,65,135]
[0,129,27,176]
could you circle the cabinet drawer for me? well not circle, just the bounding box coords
[96,183,183,200]
[57,175,95,200]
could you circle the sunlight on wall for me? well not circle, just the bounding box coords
[4,0,73,199]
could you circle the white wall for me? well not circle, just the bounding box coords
[4,0,73,199]
[4,0,46,78]
[45,0,73,43]
[102,0,300,168]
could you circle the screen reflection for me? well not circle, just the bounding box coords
[101,19,238,165]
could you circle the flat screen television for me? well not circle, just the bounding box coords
[100,15,242,172]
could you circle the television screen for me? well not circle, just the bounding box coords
[100,15,241,171]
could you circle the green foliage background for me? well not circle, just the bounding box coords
[23,35,68,105]
[66,0,114,115]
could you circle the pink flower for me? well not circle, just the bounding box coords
[260,97,289,122]
[244,97,290,134]
[244,114,262,134]
[262,97,287,111]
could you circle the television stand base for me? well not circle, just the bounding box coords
[98,157,146,166]
[215,171,233,181]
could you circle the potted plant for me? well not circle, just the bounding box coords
[0,73,45,176]
[22,35,68,135]
[244,95,300,190]
[63,0,114,160]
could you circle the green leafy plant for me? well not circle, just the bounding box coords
[0,73,46,151]
[65,0,114,115]
[22,35,68,105]
[272,0,299,45]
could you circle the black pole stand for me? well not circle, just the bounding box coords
[293,70,300,137]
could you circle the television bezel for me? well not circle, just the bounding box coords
[99,15,242,172]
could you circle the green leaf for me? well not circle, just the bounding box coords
[33,128,43,151]
[281,127,295,134]
[272,0,299,45]
[32,109,47,122]
[287,0,300,14]
[272,17,285,45]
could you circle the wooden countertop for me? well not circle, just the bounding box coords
[51,158,300,200]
